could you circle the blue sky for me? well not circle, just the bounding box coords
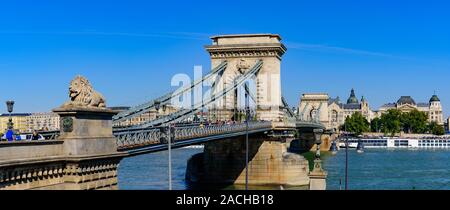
[0,0,449,117]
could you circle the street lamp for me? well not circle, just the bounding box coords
[168,123,173,190]
[309,128,329,190]
[344,124,349,190]
[244,84,250,191]
[6,100,14,130]
[245,105,250,190]
[310,128,326,176]
[313,129,323,159]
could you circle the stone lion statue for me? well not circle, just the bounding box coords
[62,75,106,108]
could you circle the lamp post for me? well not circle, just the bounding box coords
[6,101,14,130]
[245,106,250,190]
[311,128,325,173]
[309,128,328,190]
[244,84,250,190]
[159,103,172,190]
[168,123,173,190]
[313,129,323,159]
[344,124,349,190]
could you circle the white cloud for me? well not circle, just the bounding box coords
[286,42,408,59]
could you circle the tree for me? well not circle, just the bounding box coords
[408,109,429,134]
[429,121,445,136]
[370,117,382,133]
[380,109,402,137]
[399,110,428,134]
[343,112,370,136]
[400,112,412,133]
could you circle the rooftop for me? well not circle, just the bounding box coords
[342,103,362,110]
[210,34,282,40]
[347,89,359,104]
[417,103,430,107]
[397,96,416,105]
[328,97,341,105]
[381,103,397,108]
[430,94,441,102]
[208,34,285,48]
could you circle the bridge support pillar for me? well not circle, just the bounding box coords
[0,107,126,190]
[205,34,287,122]
[186,135,311,188]
[50,107,127,190]
[296,132,332,152]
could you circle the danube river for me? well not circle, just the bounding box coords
[118,147,450,190]
[325,148,450,190]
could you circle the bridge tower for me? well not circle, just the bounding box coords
[205,34,287,122]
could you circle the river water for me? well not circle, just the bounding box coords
[118,147,450,190]
[325,148,450,190]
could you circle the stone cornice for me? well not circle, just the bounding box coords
[0,152,128,168]
[0,140,64,147]
[205,43,287,59]
[53,107,119,115]
[210,34,282,40]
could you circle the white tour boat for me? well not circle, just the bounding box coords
[338,137,450,149]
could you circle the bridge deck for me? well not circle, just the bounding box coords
[115,121,273,154]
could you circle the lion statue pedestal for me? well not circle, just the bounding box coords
[50,76,126,190]
[0,75,128,190]
[53,107,120,156]
[53,75,120,156]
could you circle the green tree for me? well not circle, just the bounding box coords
[429,121,445,136]
[400,112,412,133]
[343,112,370,135]
[370,117,382,133]
[408,109,429,134]
[381,109,402,137]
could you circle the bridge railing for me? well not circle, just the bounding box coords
[115,121,272,151]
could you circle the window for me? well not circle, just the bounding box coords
[331,110,338,122]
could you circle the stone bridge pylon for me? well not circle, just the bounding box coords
[205,34,287,122]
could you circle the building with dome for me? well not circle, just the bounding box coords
[298,89,444,130]
[377,94,444,125]
[298,89,374,130]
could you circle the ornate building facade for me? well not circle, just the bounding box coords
[0,113,31,133]
[378,95,444,125]
[299,89,444,130]
[26,112,60,132]
[298,89,373,130]
[1,112,60,133]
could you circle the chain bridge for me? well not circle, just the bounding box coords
[0,34,328,190]
[111,34,325,156]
